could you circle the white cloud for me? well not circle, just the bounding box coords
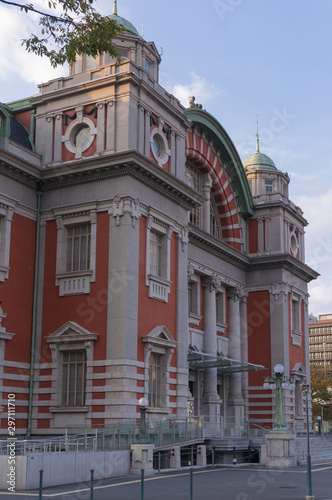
[0,5,65,87]
[309,279,332,317]
[171,72,225,108]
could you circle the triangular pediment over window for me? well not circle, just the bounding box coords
[291,362,306,377]
[46,321,99,344]
[142,325,177,349]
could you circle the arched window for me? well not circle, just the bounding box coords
[185,163,201,228]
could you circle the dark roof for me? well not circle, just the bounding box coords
[10,116,32,150]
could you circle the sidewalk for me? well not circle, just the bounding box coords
[1,462,332,499]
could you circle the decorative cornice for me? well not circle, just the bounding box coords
[250,253,319,283]
[189,229,249,269]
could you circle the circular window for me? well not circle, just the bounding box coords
[152,135,163,158]
[62,117,97,159]
[150,127,170,167]
[74,125,91,149]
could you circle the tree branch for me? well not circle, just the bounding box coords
[0,0,74,23]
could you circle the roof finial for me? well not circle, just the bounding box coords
[256,114,260,153]
[112,0,118,16]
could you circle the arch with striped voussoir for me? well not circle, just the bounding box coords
[186,128,242,250]
[184,108,254,252]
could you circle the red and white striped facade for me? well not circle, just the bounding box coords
[0,20,317,437]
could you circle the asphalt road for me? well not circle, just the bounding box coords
[1,462,332,499]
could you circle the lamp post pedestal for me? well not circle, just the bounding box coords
[261,432,296,467]
[130,398,155,475]
[130,443,155,475]
[261,364,296,467]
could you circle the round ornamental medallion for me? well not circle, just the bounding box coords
[289,230,299,257]
[62,117,97,159]
[150,127,170,167]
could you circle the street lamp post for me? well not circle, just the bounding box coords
[138,397,149,444]
[263,364,295,432]
[317,416,322,436]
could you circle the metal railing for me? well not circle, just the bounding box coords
[0,416,203,456]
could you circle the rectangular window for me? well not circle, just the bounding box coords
[66,224,91,272]
[60,351,86,407]
[149,231,163,277]
[118,49,128,59]
[188,282,195,315]
[265,179,273,193]
[292,299,299,331]
[149,353,162,408]
[85,55,97,70]
[0,216,2,250]
[216,292,225,324]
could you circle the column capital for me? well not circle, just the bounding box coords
[227,285,247,301]
[270,281,290,301]
[203,275,220,292]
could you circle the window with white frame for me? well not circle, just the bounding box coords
[216,291,226,325]
[0,200,15,282]
[149,352,162,408]
[142,326,176,412]
[46,321,98,413]
[188,274,201,325]
[146,213,173,302]
[149,231,163,277]
[55,207,97,296]
[66,224,91,272]
[61,350,86,407]
[291,295,302,346]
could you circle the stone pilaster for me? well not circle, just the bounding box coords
[176,228,190,416]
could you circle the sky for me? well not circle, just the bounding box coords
[0,0,332,316]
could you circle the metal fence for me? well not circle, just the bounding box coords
[0,416,203,456]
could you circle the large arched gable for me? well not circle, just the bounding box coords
[184,108,254,251]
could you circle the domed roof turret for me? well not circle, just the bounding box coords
[109,0,139,37]
[243,136,277,171]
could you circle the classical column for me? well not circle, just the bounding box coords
[106,100,115,151]
[202,276,220,417]
[257,219,264,252]
[227,287,245,429]
[53,113,63,163]
[202,174,212,233]
[96,102,106,153]
[240,293,249,416]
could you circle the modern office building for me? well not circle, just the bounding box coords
[0,2,318,437]
[309,314,332,372]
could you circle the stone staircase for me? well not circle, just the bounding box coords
[296,436,332,464]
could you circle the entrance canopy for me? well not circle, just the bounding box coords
[188,352,265,373]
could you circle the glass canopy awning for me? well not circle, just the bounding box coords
[188,352,265,373]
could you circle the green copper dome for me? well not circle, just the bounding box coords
[109,1,139,36]
[243,151,277,170]
[243,137,277,170]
